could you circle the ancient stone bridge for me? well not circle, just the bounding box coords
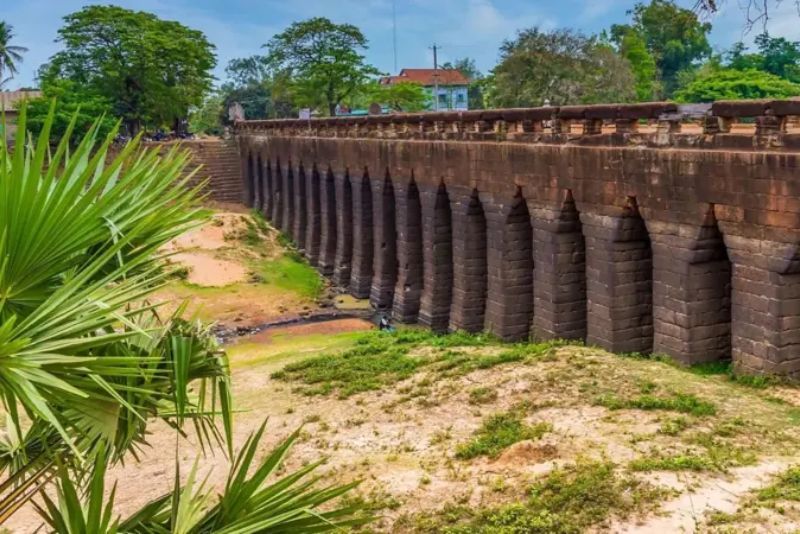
[235,100,800,376]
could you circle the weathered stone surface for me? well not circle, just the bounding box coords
[350,172,374,298]
[418,183,453,332]
[333,173,353,287]
[304,167,321,265]
[318,169,338,276]
[392,180,423,323]
[449,188,488,333]
[292,164,307,251]
[370,175,398,310]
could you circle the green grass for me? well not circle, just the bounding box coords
[468,387,498,405]
[757,466,800,502]
[406,461,666,533]
[595,392,717,416]
[630,434,757,473]
[455,411,551,460]
[254,254,323,299]
[273,329,566,398]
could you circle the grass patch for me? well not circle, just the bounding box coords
[596,392,716,416]
[757,466,800,502]
[273,329,567,398]
[468,387,498,405]
[630,435,757,472]
[254,254,323,299]
[410,461,666,533]
[455,411,551,460]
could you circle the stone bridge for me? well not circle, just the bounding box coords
[235,100,800,376]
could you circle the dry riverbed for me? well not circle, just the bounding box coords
[7,211,800,533]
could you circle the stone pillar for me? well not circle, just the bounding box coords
[719,232,800,376]
[333,173,353,286]
[530,196,587,341]
[271,160,284,229]
[318,169,338,276]
[581,206,653,354]
[482,193,534,341]
[419,183,453,332]
[350,173,374,299]
[262,158,273,219]
[243,151,255,207]
[392,180,423,323]
[648,220,731,364]
[370,175,398,310]
[304,167,321,264]
[254,155,264,213]
[281,163,295,237]
[449,189,487,333]
[292,164,308,251]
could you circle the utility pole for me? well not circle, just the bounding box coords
[430,43,440,111]
[392,0,398,73]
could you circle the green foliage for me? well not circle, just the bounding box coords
[596,392,717,416]
[468,387,498,405]
[487,27,636,107]
[220,56,296,121]
[428,462,665,533]
[611,0,711,97]
[674,67,800,102]
[615,27,659,101]
[189,92,224,136]
[728,33,800,83]
[265,17,381,116]
[367,81,430,112]
[455,412,551,459]
[0,21,27,88]
[255,254,324,300]
[25,80,116,143]
[41,5,216,134]
[758,466,800,501]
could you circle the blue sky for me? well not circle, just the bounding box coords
[5,0,800,89]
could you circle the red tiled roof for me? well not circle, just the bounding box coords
[381,68,470,86]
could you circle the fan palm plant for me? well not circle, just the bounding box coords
[0,22,27,88]
[0,105,369,531]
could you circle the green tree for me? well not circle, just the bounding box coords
[40,6,216,134]
[0,108,369,530]
[613,27,659,101]
[487,27,636,107]
[189,91,224,135]
[674,67,800,102]
[611,0,711,98]
[265,17,381,116]
[0,21,27,88]
[367,81,430,112]
[220,56,297,121]
[728,33,800,82]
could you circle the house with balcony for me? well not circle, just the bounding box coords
[380,68,470,111]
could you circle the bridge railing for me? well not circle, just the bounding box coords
[236,99,800,149]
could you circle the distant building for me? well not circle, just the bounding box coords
[380,68,470,111]
[1,90,43,141]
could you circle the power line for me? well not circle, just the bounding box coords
[429,43,440,111]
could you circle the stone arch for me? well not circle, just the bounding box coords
[305,165,322,264]
[350,168,374,298]
[582,196,653,354]
[393,177,424,323]
[293,163,308,250]
[449,188,488,333]
[271,158,284,228]
[333,170,354,287]
[318,167,338,275]
[370,170,398,310]
[483,189,534,341]
[419,182,454,332]
[531,190,587,341]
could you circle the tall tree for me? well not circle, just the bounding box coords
[727,33,800,82]
[674,67,800,101]
[487,27,636,108]
[40,6,216,134]
[264,17,381,116]
[611,27,659,101]
[611,0,711,98]
[220,55,296,121]
[0,22,27,88]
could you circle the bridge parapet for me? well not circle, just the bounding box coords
[237,99,800,150]
[236,99,800,378]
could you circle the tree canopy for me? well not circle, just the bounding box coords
[674,67,800,102]
[486,28,636,107]
[611,0,711,98]
[39,5,216,134]
[0,21,27,88]
[727,33,800,83]
[264,17,381,116]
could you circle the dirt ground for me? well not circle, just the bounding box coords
[8,212,800,533]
